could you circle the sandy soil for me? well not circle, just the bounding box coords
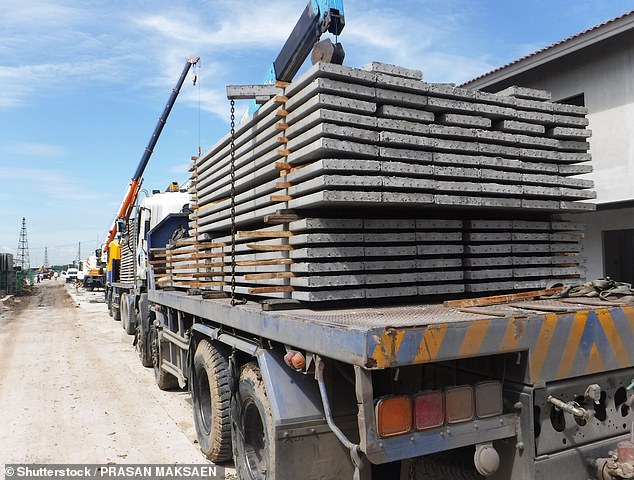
[0,281,236,476]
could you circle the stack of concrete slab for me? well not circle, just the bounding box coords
[166,61,594,302]
[158,216,583,301]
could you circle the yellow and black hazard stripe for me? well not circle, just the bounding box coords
[370,306,634,384]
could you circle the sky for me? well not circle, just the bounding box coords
[1,0,632,267]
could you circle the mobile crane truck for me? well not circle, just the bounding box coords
[103,57,198,336]
[106,2,634,479]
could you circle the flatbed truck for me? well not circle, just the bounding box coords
[145,212,634,479]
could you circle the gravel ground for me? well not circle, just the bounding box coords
[0,281,236,478]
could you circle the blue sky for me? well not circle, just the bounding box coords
[1,0,632,267]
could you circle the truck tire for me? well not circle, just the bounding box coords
[151,325,179,390]
[107,291,113,317]
[137,310,153,368]
[192,340,232,463]
[113,294,121,322]
[232,363,275,480]
[121,293,130,333]
[121,293,136,335]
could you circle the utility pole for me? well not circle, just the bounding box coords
[44,247,49,268]
[16,217,30,271]
[75,242,81,268]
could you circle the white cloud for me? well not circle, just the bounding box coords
[2,142,66,159]
[1,167,104,201]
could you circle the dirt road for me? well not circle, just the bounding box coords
[0,281,235,475]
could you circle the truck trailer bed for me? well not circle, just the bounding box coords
[148,290,634,384]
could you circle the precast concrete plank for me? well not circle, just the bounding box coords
[361,62,423,80]
[286,62,378,97]
[559,188,596,200]
[465,232,512,242]
[418,271,464,282]
[557,140,590,151]
[379,105,435,123]
[559,201,596,211]
[363,232,416,243]
[464,269,514,280]
[289,218,364,231]
[463,257,513,267]
[512,233,550,241]
[380,147,434,163]
[465,281,515,292]
[550,221,585,230]
[558,177,594,188]
[496,119,546,135]
[289,233,365,245]
[363,219,415,230]
[438,113,492,128]
[416,219,463,229]
[552,114,589,128]
[416,232,462,242]
[287,190,383,209]
[287,175,385,197]
[417,244,464,255]
[377,117,431,134]
[464,244,513,254]
[418,284,465,295]
[375,88,429,108]
[417,258,463,269]
[521,199,560,210]
[550,243,582,253]
[558,152,592,163]
[513,267,554,277]
[433,195,482,207]
[287,138,380,165]
[286,159,382,184]
[496,86,551,101]
[286,123,379,153]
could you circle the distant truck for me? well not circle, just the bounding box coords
[82,252,106,291]
[65,268,79,283]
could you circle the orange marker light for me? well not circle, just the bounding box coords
[376,396,413,438]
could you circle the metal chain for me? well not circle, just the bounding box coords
[229,100,246,306]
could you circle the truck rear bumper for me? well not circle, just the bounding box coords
[534,433,629,480]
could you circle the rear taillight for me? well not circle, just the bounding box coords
[445,385,475,424]
[475,381,503,418]
[375,396,412,438]
[375,381,503,438]
[413,391,444,430]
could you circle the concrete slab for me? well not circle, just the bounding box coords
[439,113,492,128]
[361,62,423,80]
[379,105,435,123]
[496,86,551,101]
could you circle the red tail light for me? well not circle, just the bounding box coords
[413,391,444,430]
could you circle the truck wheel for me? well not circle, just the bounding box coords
[151,325,179,390]
[232,363,275,479]
[113,294,121,322]
[121,293,130,332]
[121,293,136,335]
[107,292,113,317]
[192,340,232,463]
[137,311,153,368]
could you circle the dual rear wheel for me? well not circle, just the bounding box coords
[191,341,274,478]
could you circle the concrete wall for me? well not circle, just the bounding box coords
[567,207,634,281]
